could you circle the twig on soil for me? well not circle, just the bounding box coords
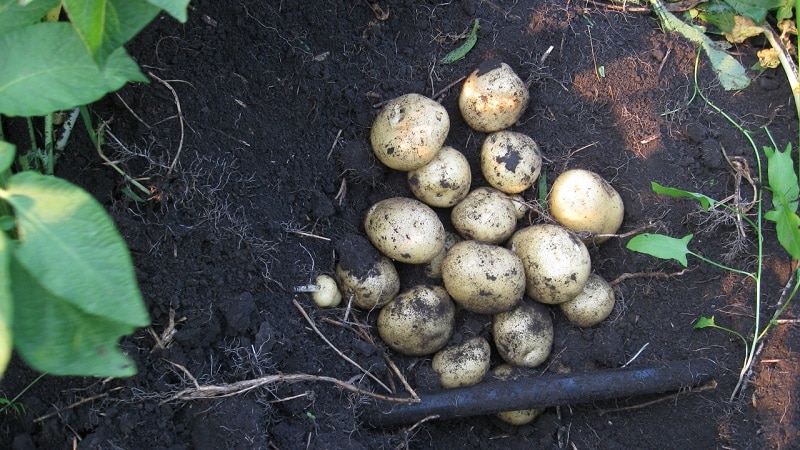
[327,129,343,159]
[609,267,693,287]
[35,387,123,423]
[148,308,186,350]
[293,300,393,393]
[432,75,467,102]
[114,93,152,129]
[147,72,186,176]
[595,380,717,416]
[287,229,331,241]
[384,354,420,401]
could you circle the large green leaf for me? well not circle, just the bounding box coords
[0,171,149,328]
[0,22,146,117]
[765,203,800,259]
[62,0,160,66]
[764,144,799,212]
[0,0,60,33]
[10,254,139,377]
[0,230,12,377]
[147,0,190,23]
[721,0,786,23]
[627,233,694,267]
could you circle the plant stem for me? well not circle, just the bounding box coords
[44,113,54,175]
[0,373,46,415]
[689,251,755,279]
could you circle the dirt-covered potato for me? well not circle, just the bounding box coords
[364,197,445,264]
[424,232,462,279]
[377,285,456,356]
[451,187,517,244]
[491,364,544,425]
[459,60,529,132]
[370,93,450,171]
[560,274,615,327]
[509,194,530,220]
[493,301,553,368]
[548,169,624,244]
[481,131,542,194]
[408,145,472,208]
[335,234,400,310]
[431,336,491,388]
[311,274,342,308]
[441,240,525,314]
[508,224,591,304]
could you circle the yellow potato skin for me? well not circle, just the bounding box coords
[364,197,445,264]
[548,169,624,244]
[459,61,529,133]
[377,285,455,356]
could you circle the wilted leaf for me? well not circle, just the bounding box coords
[723,15,765,43]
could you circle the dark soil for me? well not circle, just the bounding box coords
[2,1,799,449]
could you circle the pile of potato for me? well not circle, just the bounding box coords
[313,60,624,425]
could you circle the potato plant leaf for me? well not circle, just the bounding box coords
[694,316,717,329]
[0,141,14,173]
[0,0,60,32]
[651,182,716,210]
[721,0,786,23]
[0,231,12,377]
[626,233,693,267]
[146,0,190,23]
[764,144,799,212]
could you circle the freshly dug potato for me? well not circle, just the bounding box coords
[311,274,342,308]
[377,285,456,356]
[431,336,491,388]
[491,364,544,425]
[560,274,615,327]
[424,232,462,279]
[493,301,553,368]
[364,197,445,264]
[370,93,450,171]
[481,131,542,194]
[451,187,517,244]
[408,145,472,208]
[335,234,400,310]
[459,60,529,132]
[441,240,525,314]
[548,169,624,244]
[508,224,591,305]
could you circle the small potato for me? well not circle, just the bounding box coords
[459,60,529,133]
[335,234,400,310]
[493,301,553,368]
[560,274,615,327]
[548,169,624,244]
[408,146,472,208]
[377,285,456,356]
[311,274,342,308]
[370,93,450,171]
[364,197,445,264]
[441,240,524,314]
[424,232,462,279]
[509,194,530,220]
[508,224,591,305]
[481,131,542,194]
[431,336,491,388]
[451,187,517,244]
[491,364,543,425]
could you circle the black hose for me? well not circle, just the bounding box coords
[365,358,717,428]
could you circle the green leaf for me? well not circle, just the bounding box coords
[62,0,160,66]
[0,141,15,174]
[10,253,139,377]
[0,0,60,33]
[0,231,12,377]
[694,315,717,329]
[0,22,146,117]
[146,0,190,23]
[764,143,799,212]
[0,171,149,328]
[765,205,800,259]
[651,182,716,210]
[626,233,693,267]
[721,0,785,23]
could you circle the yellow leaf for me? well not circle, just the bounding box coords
[758,48,781,69]
[724,16,764,44]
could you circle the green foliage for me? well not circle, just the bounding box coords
[763,143,800,258]
[440,19,480,64]
[651,181,716,210]
[626,233,693,267]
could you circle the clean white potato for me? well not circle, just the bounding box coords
[408,145,472,208]
[424,232,462,279]
[548,169,624,244]
[370,93,450,171]
[491,364,544,425]
[508,224,591,304]
[431,336,491,388]
[560,274,615,327]
[377,285,456,356]
[364,197,445,264]
[481,131,542,194]
[493,301,553,368]
[459,60,529,132]
[311,274,342,308]
[451,187,517,244]
[441,240,525,314]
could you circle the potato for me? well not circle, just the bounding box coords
[364,197,445,264]
[459,60,529,133]
[508,224,591,305]
[424,232,462,279]
[335,234,400,310]
[441,240,525,314]
[491,364,543,425]
[311,274,342,308]
[509,194,530,220]
[431,336,491,388]
[481,131,542,194]
[451,187,517,244]
[370,93,450,171]
[560,274,615,327]
[493,301,553,368]
[377,285,456,356]
[548,169,624,244]
[408,145,472,208]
